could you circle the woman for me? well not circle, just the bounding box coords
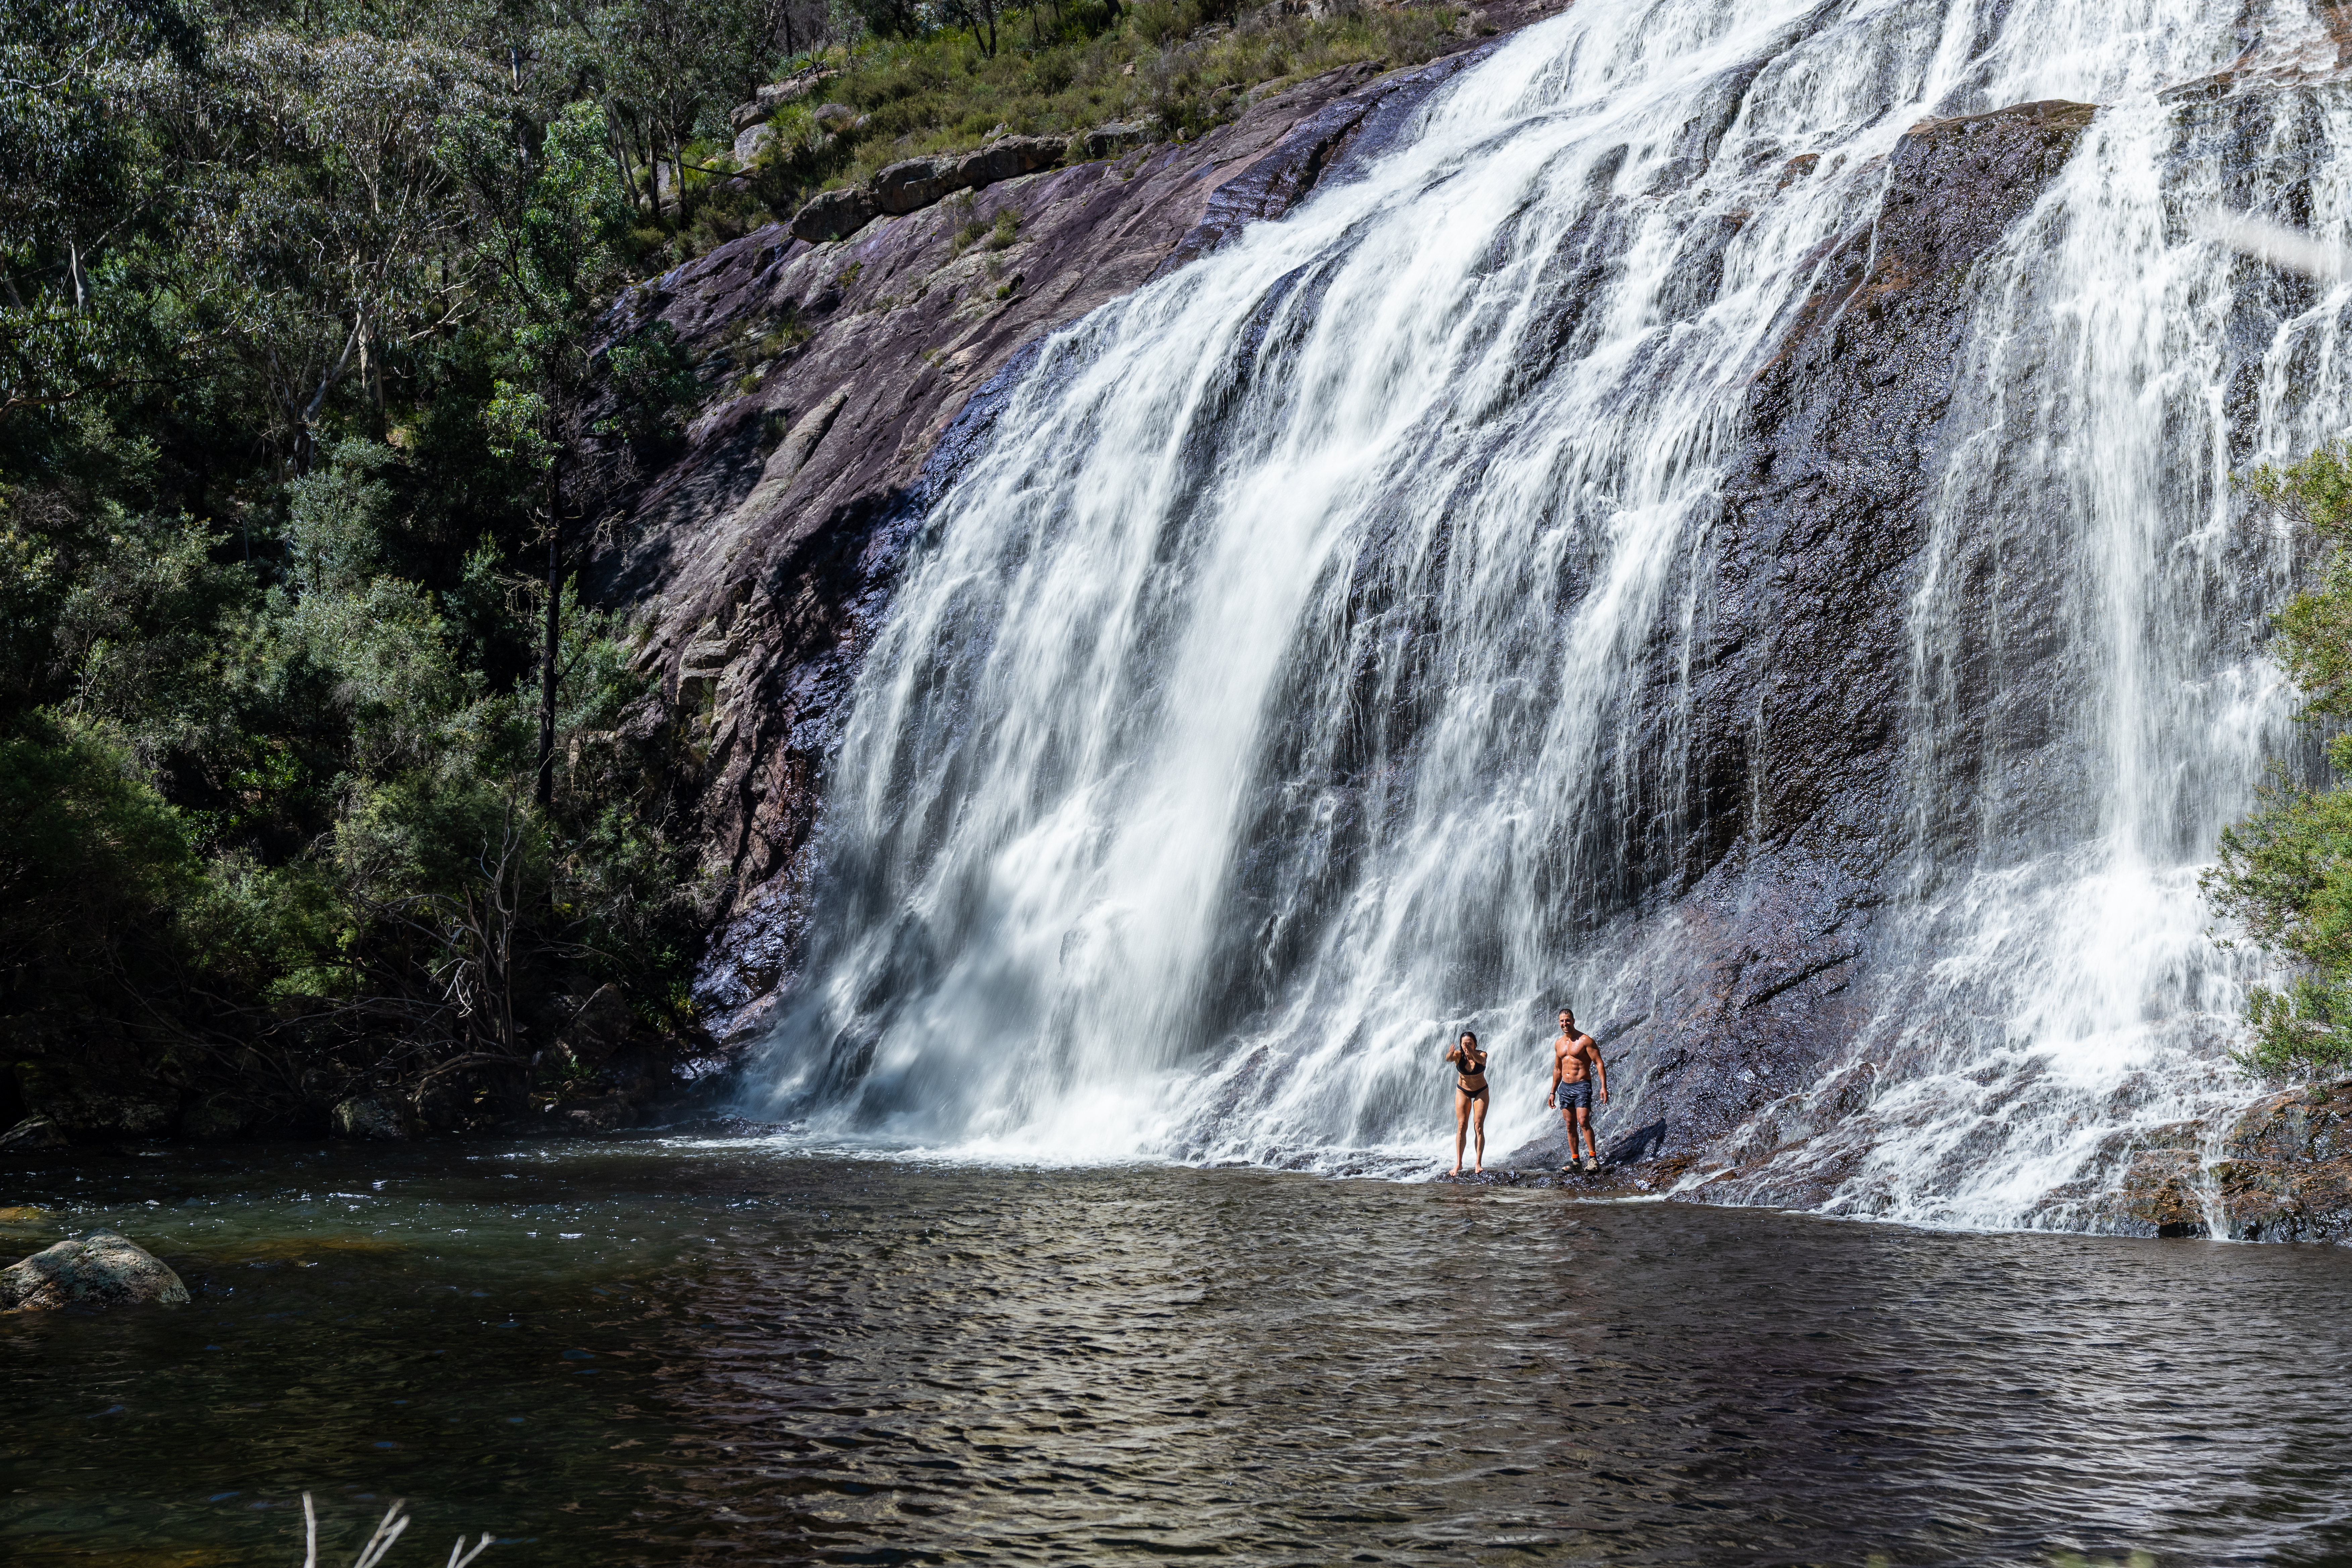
[1446,1030,1489,1176]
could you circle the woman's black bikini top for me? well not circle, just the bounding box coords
[1453,1045,1487,1081]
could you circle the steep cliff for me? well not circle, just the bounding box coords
[592,12,1560,1049]
[601,0,2348,1236]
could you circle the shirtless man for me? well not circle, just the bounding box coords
[1546,1007,1608,1173]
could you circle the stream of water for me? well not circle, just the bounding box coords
[753,0,2352,1226]
[6,1137,2352,1566]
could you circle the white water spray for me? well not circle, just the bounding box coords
[757,0,2352,1224]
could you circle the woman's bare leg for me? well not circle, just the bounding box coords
[1452,1089,1470,1175]
[1471,1094,1488,1173]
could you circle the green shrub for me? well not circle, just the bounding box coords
[2211,444,2352,1078]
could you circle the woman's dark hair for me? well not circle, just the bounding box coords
[1459,1030,1478,1044]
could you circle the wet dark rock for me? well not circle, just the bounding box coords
[2208,1081,2352,1241]
[178,1098,251,1142]
[1570,100,2100,1165]
[0,1115,67,1152]
[14,1060,177,1141]
[1704,99,2098,877]
[1434,1156,1679,1197]
[2113,1081,2352,1241]
[331,1094,417,1141]
[2,1232,189,1312]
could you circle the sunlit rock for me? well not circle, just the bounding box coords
[1,1232,189,1312]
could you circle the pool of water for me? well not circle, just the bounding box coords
[3,1135,2350,1567]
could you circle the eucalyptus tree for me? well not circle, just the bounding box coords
[0,0,202,426]
[151,28,498,471]
[450,99,629,806]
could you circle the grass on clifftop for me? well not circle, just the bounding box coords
[673,0,1470,256]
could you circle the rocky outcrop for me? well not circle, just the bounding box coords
[592,19,1556,1047]
[2,1232,190,1311]
[732,67,836,133]
[2109,1081,2352,1241]
[788,126,1182,243]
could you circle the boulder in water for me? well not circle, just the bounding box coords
[2,1232,189,1312]
[551,1094,634,1131]
[332,1094,416,1141]
[0,1115,68,1151]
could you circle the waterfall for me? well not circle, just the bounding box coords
[754,0,2352,1227]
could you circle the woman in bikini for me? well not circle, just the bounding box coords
[1446,1029,1489,1176]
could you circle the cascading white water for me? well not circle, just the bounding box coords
[756,0,2352,1224]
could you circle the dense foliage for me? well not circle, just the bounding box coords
[0,0,723,1134]
[1,0,1464,1135]
[2208,445,2352,1079]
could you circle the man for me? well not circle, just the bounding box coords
[1545,1007,1607,1173]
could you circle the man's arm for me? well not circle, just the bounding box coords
[1586,1036,1608,1102]
[1546,1042,1563,1105]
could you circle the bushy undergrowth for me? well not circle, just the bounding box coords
[674,0,1465,257]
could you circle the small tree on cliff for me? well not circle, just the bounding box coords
[2207,444,2352,1079]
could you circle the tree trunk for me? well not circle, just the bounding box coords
[603,110,636,219]
[535,455,562,813]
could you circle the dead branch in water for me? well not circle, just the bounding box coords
[298,1493,491,1568]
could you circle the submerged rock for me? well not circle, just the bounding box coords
[1,1232,190,1312]
[550,1094,635,1131]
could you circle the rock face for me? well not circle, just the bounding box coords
[600,43,2104,1119]
[1561,101,2102,1168]
[593,20,1553,1048]
[2,1232,190,1311]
